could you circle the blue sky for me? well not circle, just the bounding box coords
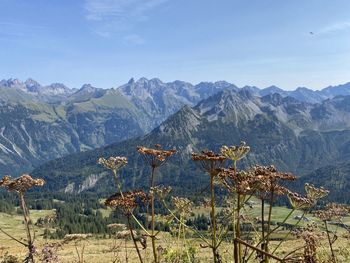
[0,0,349,90]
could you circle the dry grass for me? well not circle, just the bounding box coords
[2,207,350,262]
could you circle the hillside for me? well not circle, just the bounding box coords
[0,78,234,174]
[31,90,350,199]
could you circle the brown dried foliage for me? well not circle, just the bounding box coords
[192,150,227,176]
[105,190,148,214]
[0,174,45,193]
[250,165,296,199]
[218,168,255,194]
[137,144,176,168]
[315,203,350,221]
[294,223,323,263]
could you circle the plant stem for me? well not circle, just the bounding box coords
[20,193,35,262]
[234,193,242,263]
[235,238,285,262]
[75,243,81,263]
[232,160,240,263]
[271,210,302,254]
[127,216,144,263]
[0,227,28,246]
[161,200,211,247]
[210,173,218,263]
[325,221,337,263]
[150,166,158,263]
[265,190,274,263]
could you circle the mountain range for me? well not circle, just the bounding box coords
[0,77,237,174]
[31,89,350,200]
[2,77,350,200]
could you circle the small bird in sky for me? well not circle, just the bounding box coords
[310,31,314,35]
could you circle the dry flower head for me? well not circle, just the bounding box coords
[220,141,250,161]
[172,196,193,216]
[105,190,148,214]
[192,150,227,176]
[98,156,128,171]
[0,174,45,193]
[150,185,172,200]
[251,165,296,199]
[315,203,350,221]
[304,183,329,203]
[137,144,176,168]
[287,191,314,209]
[218,168,255,194]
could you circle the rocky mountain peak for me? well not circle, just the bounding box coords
[79,84,98,92]
[127,78,135,84]
[0,78,25,89]
[25,78,42,93]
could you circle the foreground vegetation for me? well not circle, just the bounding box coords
[1,142,350,262]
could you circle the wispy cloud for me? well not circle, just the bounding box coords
[123,34,145,45]
[84,0,168,36]
[318,21,350,35]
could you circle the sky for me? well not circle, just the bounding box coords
[0,0,350,90]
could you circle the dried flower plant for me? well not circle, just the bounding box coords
[192,149,228,263]
[218,168,254,195]
[137,144,176,263]
[150,185,172,200]
[0,174,45,194]
[293,223,323,263]
[246,165,296,263]
[216,142,250,263]
[172,196,193,218]
[40,242,62,263]
[0,174,45,263]
[315,203,349,262]
[315,203,349,222]
[99,155,146,263]
[98,156,128,193]
[63,234,92,263]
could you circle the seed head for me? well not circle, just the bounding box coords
[172,196,193,217]
[149,185,172,200]
[105,190,148,214]
[315,203,349,221]
[98,156,128,171]
[287,191,313,209]
[0,174,45,194]
[192,150,227,176]
[220,141,250,162]
[304,183,329,203]
[251,165,296,199]
[218,168,255,194]
[293,223,323,262]
[137,144,176,168]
